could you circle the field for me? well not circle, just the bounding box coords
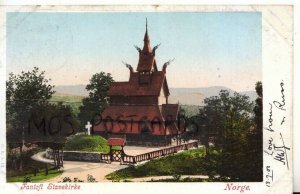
[50,94,84,115]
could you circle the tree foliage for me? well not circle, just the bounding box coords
[195,89,262,181]
[247,81,263,181]
[78,72,114,130]
[6,67,55,144]
[254,81,263,131]
[28,102,79,144]
[6,67,79,145]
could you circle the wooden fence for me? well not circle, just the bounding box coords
[99,141,198,164]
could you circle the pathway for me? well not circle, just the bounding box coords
[48,161,127,182]
[32,151,128,182]
[31,145,171,182]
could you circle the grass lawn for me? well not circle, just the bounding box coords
[65,135,110,153]
[7,167,63,183]
[106,147,211,181]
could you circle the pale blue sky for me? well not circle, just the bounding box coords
[6,12,261,91]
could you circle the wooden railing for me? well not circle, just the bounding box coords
[100,153,110,162]
[99,141,198,164]
[123,141,198,164]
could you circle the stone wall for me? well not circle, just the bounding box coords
[45,149,103,162]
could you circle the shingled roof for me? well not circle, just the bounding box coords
[94,104,179,135]
[108,71,169,96]
[108,138,126,146]
[102,104,164,120]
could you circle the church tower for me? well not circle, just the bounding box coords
[136,19,158,85]
[94,20,180,146]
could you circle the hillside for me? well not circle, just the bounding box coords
[55,85,88,96]
[53,85,257,106]
[50,94,84,115]
[169,87,257,105]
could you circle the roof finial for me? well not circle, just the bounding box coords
[143,18,151,52]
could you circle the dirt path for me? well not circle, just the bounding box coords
[32,151,128,182]
[31,146,169,182]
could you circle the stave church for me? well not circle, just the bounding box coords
[94,21,182,146]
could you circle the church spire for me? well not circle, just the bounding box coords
[143,18,151,53]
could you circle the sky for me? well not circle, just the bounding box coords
[6,12,261,91]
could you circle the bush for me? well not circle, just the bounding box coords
[64,135,109,153]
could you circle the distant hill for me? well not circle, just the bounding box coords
[169,86,232,105]
[54,84,88,96]
[169,86,257,105]
[53,85,257,106]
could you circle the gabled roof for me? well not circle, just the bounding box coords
[108,71,168,96]
[102,104,164,121]
[108,138,126,146]
[96,104,179,135]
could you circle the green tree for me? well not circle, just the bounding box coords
[242,81,263,181]
[28,102,79,143]
[78,72,114,130]
[6,67,57,171]
[7,67,80,170]
[6,67,55,147]
[254,81,263,131]
[31,102,79,167]
[226,82,263,181]
[197,90,257,181]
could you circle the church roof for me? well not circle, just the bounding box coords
[99,104,179,135]
[102,105,162,120]
[136,53,156,72]
[135,19,158,72]
[108,71,169,96]
[108,138,126,146]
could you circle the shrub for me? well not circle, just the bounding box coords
[64,135,109,153]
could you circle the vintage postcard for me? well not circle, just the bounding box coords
[0,4,294,194]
